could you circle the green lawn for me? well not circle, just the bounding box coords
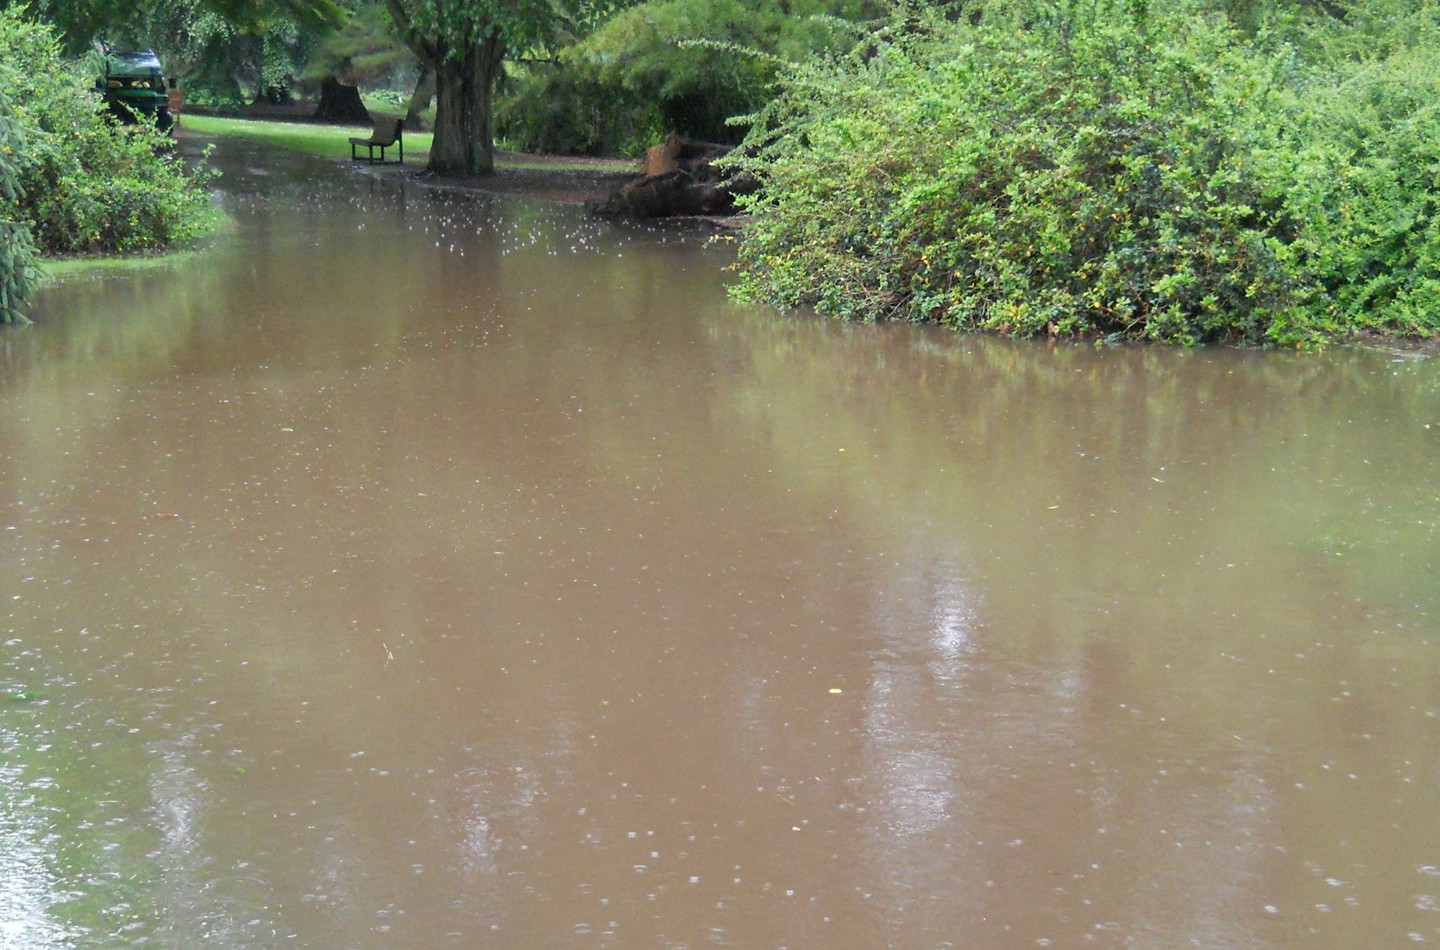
[181,114,430,162]
[181,115,635,173]
[40,249,208,280]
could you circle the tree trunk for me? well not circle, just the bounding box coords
[314,76,371,124]
[405,62,435,130]
[427,31,505,177]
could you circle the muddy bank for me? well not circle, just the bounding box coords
[352,159,748,230]
[353,154,639,205]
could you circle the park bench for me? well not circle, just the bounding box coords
[350,116,404,164]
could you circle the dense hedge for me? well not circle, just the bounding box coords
[727,0,1440,345]
[0,9,217,259]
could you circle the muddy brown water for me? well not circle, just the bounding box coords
[3,138,1440,948]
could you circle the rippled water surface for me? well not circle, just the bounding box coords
[3,137,1440,948]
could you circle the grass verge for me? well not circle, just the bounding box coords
[181,114,429,162]
[39,249,211,282]
[181,115,635,173]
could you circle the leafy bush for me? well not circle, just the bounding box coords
[1262,17,1440,339]
[0,8,218,257]
[728,0,1440,346]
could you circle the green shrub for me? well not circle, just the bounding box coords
[1264,35,1440,339]
[728,0,1440,346]
[0,8,218,258]
[729,2,1293,343]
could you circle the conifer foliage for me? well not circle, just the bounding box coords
[0,74,37,325]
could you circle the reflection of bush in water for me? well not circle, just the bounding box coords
[727,309,1440,610]
[17,259,229,378]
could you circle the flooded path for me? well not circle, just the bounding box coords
[3,138,1440,948]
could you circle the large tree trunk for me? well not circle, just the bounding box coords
[427,31,505,177]
[405,62,435,130]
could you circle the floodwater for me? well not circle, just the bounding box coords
[2,137,1439,949]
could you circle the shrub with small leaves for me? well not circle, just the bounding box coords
[727,0,1440,346]
[0,8,218,259]
[1262,28,1440,340]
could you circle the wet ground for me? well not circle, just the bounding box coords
[2,138,1440,948]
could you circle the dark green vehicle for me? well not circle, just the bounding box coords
[99,48,173,133]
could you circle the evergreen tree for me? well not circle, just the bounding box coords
[0,72,37,325]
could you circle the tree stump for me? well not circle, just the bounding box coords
[314,76,371,124]
[593,134,757,219]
